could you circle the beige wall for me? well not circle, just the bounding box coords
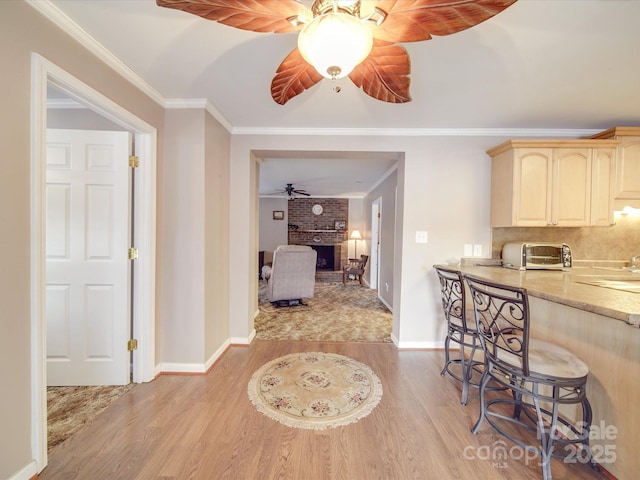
[259,197,289,260]
[159,108,231,367]
[204,111,231,359]
[160,109,206,364]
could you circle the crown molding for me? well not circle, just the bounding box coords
[204,100,234,133]
[164,99,208,109]
[232,127,603,137]
[27,0,166,107]
[46,98,87,109]
[29,1,236,133]
[164,99,234,133]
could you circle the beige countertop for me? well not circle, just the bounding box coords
[438,264,640,327]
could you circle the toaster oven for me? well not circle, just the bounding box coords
[501,243,572,270]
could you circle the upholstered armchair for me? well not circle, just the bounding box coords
[261,245,317,305]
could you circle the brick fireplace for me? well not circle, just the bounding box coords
[287,198,348,271]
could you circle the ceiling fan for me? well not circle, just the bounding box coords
[156,0,517,105]
[277,183,311,199]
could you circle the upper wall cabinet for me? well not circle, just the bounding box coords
[590,146,617,226]
[590,127,640,209]
[488,140,618,227]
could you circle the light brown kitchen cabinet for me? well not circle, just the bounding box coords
[488,140,619,227]
[590,146,617,226]
[591,127,640,208]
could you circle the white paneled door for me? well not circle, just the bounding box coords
[46,129,131,386]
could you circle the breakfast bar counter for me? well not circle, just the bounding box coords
[447,264,640,327]
[436,263,640,480]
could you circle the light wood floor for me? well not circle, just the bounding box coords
[39,340,610,480]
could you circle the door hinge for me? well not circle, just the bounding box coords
[129,155,139,168]
[128,339,138,351]
[128,247,138,260]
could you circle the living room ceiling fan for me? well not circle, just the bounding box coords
[277,183,311,199]
[156,0,517,105]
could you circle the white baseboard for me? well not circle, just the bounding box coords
[204,339,231,371]
[378,294,392,312]
[396,340,445,350]
[8,460,37,480]
[158,361,208,374]
[159,338,231,374]
[231,328,256,345]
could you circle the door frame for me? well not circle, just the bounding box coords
[30,54,157,471]
[370,197,382,289]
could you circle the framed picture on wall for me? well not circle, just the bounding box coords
[335,220,346,230]
[273,210,284,220]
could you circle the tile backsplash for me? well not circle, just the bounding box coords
[492,211,640,263]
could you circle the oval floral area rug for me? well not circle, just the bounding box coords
[248,352,383,430]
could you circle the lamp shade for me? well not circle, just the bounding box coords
[350,229,362,240]
[297,12,373,79]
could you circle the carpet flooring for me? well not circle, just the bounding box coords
[255,280,393,342]
[47,384,135,452]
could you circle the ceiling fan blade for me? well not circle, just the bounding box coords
[156,0,309,34]
[349,41,411,104]
[271,49,324,105]
[372,0,517,43]
[294,190,311,196]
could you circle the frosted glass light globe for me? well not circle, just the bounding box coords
[298,12,373,79]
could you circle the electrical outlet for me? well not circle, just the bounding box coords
[473,244,482,257]
[464,244,473,256]
[416,231,428,244]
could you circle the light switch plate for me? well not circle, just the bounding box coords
[464,244,473,256]
[473,244,482,257]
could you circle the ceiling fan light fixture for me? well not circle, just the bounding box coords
[297,11,373,79]
[157,0,517,105]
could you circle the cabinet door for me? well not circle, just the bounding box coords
[514,148,552,226]
[552,148,591,226]
[591,147,616,226]
[615,137,640,199]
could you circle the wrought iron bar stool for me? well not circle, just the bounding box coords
[433,265,485,405]
[463,274,597,480]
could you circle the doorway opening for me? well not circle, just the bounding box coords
[255,154,399,343]
[31,54,157,471]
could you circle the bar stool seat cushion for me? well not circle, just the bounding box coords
[496,337,589,379]
[448,309,479,332]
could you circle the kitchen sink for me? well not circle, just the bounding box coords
[575,275,640,293]
[590,266,640,273]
